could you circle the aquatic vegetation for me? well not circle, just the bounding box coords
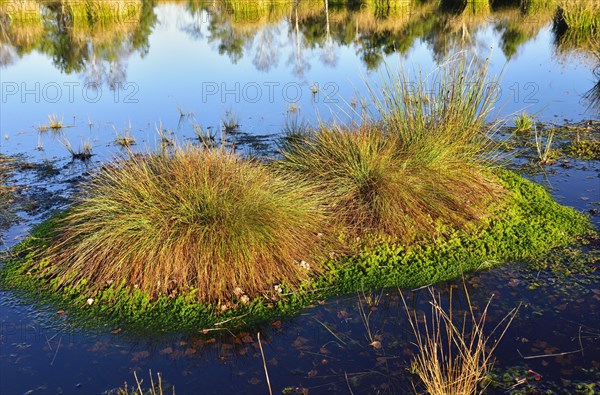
[34,146,330,303]
[113,125,136,149]
[39,114,64,131]
[568,136,600,160]
[402,287,519,395]
[534,127,558,164]
[114,134,136,149]
[116,370,173,395]
[60,136,93,161]
[514,112,535,132]
[222,109,240,133]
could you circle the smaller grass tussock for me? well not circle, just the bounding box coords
[40,145,331,303]
[60,136,93,160]
[402,286,519,395]
[279,54,502,243]
[514,113,534,132]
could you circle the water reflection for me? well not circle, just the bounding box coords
[0,0,157,88]
[1,0,597,83]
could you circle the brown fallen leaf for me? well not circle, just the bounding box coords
[370,341,382,349]
[111,328,122,335]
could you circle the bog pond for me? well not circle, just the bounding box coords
[0,1,599,394]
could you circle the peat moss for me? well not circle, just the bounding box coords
[0,169,593,334]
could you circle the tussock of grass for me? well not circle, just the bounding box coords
[42,146,330,303]
[280,126,498,243]
[279,55,501,242]
[514,112,534,131]
[402,286,519,395]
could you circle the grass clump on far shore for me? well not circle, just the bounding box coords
[34,146,330,304]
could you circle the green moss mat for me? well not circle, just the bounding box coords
[0,169,593,334]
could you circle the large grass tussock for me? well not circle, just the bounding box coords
[46,146,330,303]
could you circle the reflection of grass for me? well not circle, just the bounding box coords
[65,0,143,45]
[0,1,44,52]
[402,286,519,395]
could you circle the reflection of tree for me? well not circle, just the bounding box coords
[0,0,157,87]
[253,25,280,72]
[320,0,338,67]
[288,5,310,79]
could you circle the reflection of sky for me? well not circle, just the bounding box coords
[0,4,597,163]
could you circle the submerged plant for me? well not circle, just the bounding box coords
[41,145,330,303]
[402,286,519,395]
